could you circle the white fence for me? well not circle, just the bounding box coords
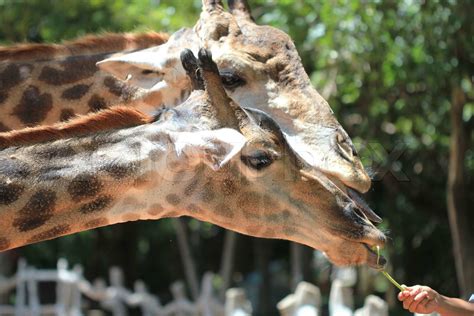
[0,259,238,316]
[0,259,432,316]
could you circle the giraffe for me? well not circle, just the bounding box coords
[0,31,169,131]
[97,0,373,197]
[0,48,386,268]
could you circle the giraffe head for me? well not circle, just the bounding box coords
[97,0,372,196]
[0,48,385,268]
[163,48,386,268]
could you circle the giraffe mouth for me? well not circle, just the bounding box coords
[364,243,387,269]
[347,188,382,224]
[322,173,382,224]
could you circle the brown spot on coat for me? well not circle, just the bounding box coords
[13,190,57,232]
[237,191,261,211]
[221,178,236,196]
[180,89,188,102]
[84,218,109,229]
[38,56,100,85]
[200,181,215,203]
[147,204,164,217]
[164,211,179,218]
[184,178,199,196]
[0,182,24,205]
[79,195,112,214]
[149,148,164,162]
[60,109,76,122]
[121,213,141,222]
[166,194,181,206]
[88,94,107,112]
[0,157,31,178]
[245,226,262,236]
[283,226,297,237]
[102,162,139,179]
[67,174,103,201]
[263,228,276,238]
[103,76,135,100]
[0,237,11,251]
[0,64,22,97]
[216,203,233,218]
[35,145,76,160]
[0,92,7,104]
[12,86,53,125]
[61,84,91,100]
[0,122,10,132]
[186,203,203,213]
[27,224,71,243]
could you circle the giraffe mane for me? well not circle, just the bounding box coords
[0,107,154,148]
[0,32,169,61]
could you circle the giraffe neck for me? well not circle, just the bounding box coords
[0,106,154,148]
[0,32,170,131]
[0,93,220,251]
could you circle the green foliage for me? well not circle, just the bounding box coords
[1,0,473,314]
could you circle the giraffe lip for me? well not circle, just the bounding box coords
[364,243,387,269]
[347,188,382,223]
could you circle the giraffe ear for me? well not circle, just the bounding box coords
[97,28,196,91]
[97,46,178,90]
[169,128,246,170]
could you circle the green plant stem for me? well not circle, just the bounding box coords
[381,270,406,291]
[374,246,406,292]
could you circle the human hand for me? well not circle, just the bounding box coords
[398,285,440,314]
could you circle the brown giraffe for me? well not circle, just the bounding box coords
[0,32,169,131]
[0,48,386,268]
[98,0,372,196]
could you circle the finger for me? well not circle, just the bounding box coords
[398,292,404,301]
[403,295,415,310]
[410,291,429,312]
[403,287,422,310]
[414,291,428,301]
[399,286,410,299]
[409,286,422,296]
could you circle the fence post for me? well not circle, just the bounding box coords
[26,265,40,316]
[14,259,27,316]
[108,267,127,316]
[277,281,320,316]
[225,288,252,316]
[328,279,354,316]
[71,264,84,316]
[354,295,388,316]
[55,258,68,316]
[134,280,161,316]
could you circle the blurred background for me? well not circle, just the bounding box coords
[0,0,473,315]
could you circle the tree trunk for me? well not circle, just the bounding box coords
[447,86,474,296]
[219,230,238,300]
[291,243,313,290]
[290,242,303,290]
[255,239,271,315]
[172,218,200,300]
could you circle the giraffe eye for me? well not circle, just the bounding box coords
[220,71,246,89]
[241,150,274,170]
[141,69,156,75]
